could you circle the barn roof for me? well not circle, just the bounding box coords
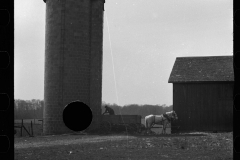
[168,56,233,83]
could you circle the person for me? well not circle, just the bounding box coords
[103,105,115,115]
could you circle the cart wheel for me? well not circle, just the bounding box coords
[139,124,146,133]
[123,124,131,132]
[129,123,138,132]
[100,121,111,133]
[136,124,144,133]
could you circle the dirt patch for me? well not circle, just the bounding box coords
[15,132,233,160]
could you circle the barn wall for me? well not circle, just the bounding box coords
[172,82,233,133]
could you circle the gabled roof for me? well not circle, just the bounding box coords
[168,56,234,83]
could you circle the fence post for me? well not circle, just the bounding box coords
[28,126,31,135]
[38,119,43,135]
[21,119,23,137]
[31,120,33,136]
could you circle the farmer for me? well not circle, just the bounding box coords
[103,105,115,115]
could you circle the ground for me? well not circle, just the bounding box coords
[14,132,233,160]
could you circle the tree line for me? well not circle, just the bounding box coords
[14,99,44,119]
[101,102,173,118]
[14,99,172,119]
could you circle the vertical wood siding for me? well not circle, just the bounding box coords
[172,83,233,133]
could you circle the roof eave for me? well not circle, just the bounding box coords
[168,80,234,84]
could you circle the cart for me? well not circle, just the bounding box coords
[100,115,144,133]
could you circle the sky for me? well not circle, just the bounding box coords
[14,0,233,106]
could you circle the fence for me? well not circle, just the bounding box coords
[14,119,43,137]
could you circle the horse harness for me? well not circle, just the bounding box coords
[163,113,171,122]
[153,113,170,125]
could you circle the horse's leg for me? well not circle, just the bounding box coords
[147,126,151,134]
[147,120,150,134]
[161,121,165,134]
[146,125,149,134]
[150,123,154,134]
[162,122,166,134]
[146,124,148,134]
[165,122,168,134]
[147,121,151,134]
[164,122,168,134]
[145,118,148,134]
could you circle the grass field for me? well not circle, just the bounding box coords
[15,132,233,160]
[14,119,232,159]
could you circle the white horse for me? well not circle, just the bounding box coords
[145,111,178,134]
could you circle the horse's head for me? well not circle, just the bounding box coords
[172,111,178,120]
[166,111,178,121]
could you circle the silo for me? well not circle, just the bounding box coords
[43,0,104,135]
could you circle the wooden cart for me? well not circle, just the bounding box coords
[100,115,144,133]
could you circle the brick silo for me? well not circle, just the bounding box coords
[43,0,104,135]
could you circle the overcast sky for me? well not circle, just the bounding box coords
[15,0,233,106]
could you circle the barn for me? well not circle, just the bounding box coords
[168,56,233,133]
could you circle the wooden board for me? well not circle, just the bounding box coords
[101,115,142,125]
